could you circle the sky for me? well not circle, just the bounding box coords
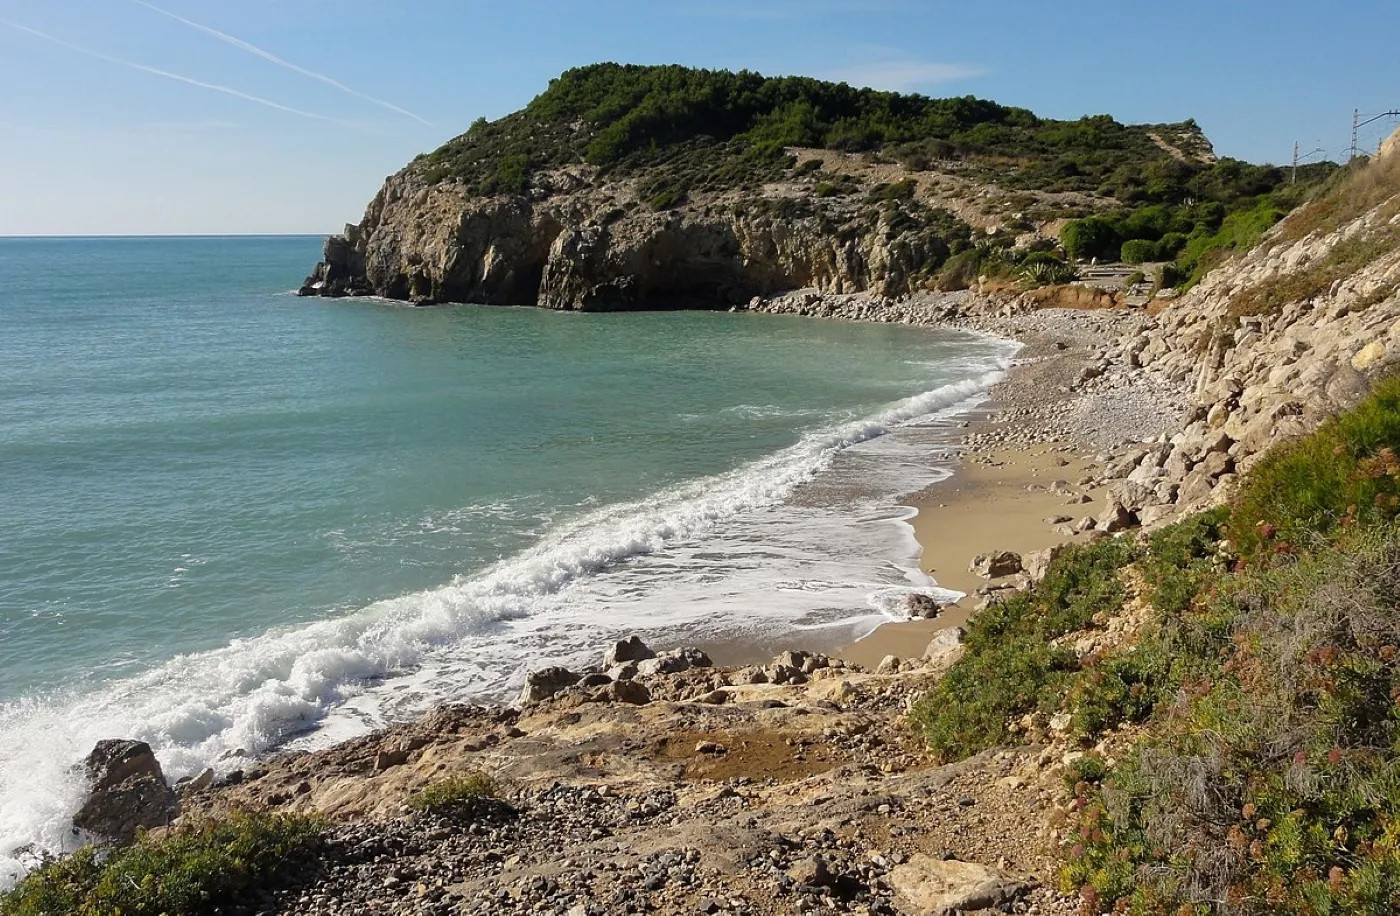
[0,0,1396,236]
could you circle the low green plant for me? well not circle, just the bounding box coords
[1231,376,1400,559]
[1018,251,1077,285]
[911,537,1141,760]
[0,811,323,916]
[408,772,501,813]
[1064,530,1400,913]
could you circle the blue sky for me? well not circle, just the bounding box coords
[0,0,1394,235]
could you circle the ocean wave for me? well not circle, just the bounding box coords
[0,358,1011,887]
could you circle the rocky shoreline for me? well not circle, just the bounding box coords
[44,163,1400,909]
[59,289,1201,915]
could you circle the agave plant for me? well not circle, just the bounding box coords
[1020,257,1077,285]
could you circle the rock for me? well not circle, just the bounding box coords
[603,635,656,668]
[1022,544,1066,586]
[969,551,1023,578]
[186,768,214,793]
[774,650,809,671]
[922,627,966,672]
[72,739,179,845]
[636,647,712,677]
[789,855,834,889]
[374,748,410,772]
[1096,499,1136,534]
[905,593,944,619]
[606,679,652,705]
[888,855,1032,915]
[606,661,640,681]
[518,666,581,705]
[1352,339,1389,371]
[875,655,902,675]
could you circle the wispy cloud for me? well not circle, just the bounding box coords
[821,60,987,92]
[132,0,432,127]
[0,18,363,127]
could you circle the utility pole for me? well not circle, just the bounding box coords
[1350,110,1400,161]
[1292,142,1326,183]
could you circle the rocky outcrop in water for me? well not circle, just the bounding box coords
[72,739,179,845]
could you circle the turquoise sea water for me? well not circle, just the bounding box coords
[0,236,1014,880]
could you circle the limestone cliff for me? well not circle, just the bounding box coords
[298,63,1216,310]
[301,161,1048,310]
[1083,132,1400,519]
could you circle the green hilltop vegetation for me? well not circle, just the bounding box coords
[410,63,1336,291]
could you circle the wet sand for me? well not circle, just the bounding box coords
[840,430,1106,668]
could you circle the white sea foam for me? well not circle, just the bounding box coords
[0,353,1012,887]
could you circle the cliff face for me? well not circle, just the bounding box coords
[298,64,1224,311]
[300,163,998,310]
[1088,134,1400,517]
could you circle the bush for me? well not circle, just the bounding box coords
[1120,238,1157,264]
[1061,217,1119,261]
[1231,376,1400,559]
[1064,529,1400,914]
[408,773,501,813]
[910,537,1141,760]
[0,812,323,916]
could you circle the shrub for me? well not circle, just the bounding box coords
[1064,529,1400,914]
[1120,238,1157,264]
[1231,376,1400,559]
[933,248,984,291]
[408,772,501,813]
[911,537,1141,760]
[0,812,323,916]
[1061,217,1119,261]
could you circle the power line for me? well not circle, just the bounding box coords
[1352,109,1400,160]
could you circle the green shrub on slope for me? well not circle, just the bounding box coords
[1232,376,1400,559]
[0,812,323,916]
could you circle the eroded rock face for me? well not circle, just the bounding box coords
[72,739,178,845]
[297,166,957,311]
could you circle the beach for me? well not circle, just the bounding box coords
[837,300,1190,668]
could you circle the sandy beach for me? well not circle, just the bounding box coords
[838,304,1184,669]
[841,435,1104,668]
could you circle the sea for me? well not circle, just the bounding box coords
[0,235,1016,882]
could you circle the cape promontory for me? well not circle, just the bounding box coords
[300,63,1242,310]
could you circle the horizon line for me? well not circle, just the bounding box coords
[0,232,330,239]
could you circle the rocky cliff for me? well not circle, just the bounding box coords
[299,164,967,309]
[298,63,1219,310]
[1104,134,1400,515]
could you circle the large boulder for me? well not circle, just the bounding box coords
[517,666,581,705]
[1022,544,1066,586]
[603,635,656,668]
[969,551,1023,578]
[922,627,966,673]
[72,740,179,845]
[888,855,1032,915]
[635,647,712,677]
